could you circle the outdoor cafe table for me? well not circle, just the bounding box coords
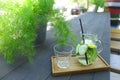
[0,12,110,80]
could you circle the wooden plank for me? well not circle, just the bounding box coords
[0,39,54,80]
[111,41,120,52]
[1,49,52,80]
[110,28,120,34]
[0,55,27,79]
[51,55,110,76]
[110,32,120,40]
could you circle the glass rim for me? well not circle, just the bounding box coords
[53,44,73,53]
[80,32,97,36]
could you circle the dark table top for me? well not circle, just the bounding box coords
[0,12,111,80]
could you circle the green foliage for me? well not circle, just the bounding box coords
[76,43,98,64]
[0,0,77,63]
[50,12,77,46]
[0,0,37,63]
[86,48,98,64]
[33,0,54,25]
[89,0,105,12]
[73,0,78,2]
[90,0,105,8]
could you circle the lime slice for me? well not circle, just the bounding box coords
[76,44,81,54]
[77,44,88,55]
[88,45,96,48]
[78,59,88,65]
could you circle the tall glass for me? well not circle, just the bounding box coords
[54,44,73,68]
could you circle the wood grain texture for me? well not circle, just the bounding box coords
[111,28,120,34]
[0,54,27,79]
[110,28,120,52]
[110,29,120,40]
[111,41,120,52]
[52,55,110,76]
[111,33,120,40]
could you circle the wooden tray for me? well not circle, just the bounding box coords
[51,55,110,76]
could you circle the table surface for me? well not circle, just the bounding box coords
[0,12,111,80]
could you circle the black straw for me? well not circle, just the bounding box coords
[79,19,88,64]
[79,19,85,43]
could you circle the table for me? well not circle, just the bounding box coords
[0,12,110,80]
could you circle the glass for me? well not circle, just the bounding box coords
[54,44,73,68]
[76,33,103,65]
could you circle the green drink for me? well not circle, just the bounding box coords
[76,33,103,65]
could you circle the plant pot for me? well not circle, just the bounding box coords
[34,23,47,46]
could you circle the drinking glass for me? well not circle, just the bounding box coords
[54,44,73,68]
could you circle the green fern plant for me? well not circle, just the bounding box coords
[0,0,36,63]
[0,0,77,63]
[33,0,54,25]
[50,12,77,46]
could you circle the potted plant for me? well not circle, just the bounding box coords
[33,0,54,45]
[0,0,76,63]
[89,0,105,12]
